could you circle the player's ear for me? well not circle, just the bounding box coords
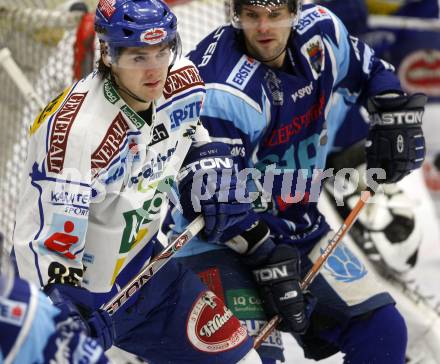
[101,42,112,67]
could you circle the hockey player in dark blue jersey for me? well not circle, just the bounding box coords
[0,232,109,363]
[313,1,440,362]
[169,0,428,363]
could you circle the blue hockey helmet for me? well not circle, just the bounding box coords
[95,0,179,51]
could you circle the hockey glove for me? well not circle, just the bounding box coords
[366,93,427,184]
[45,284,114,351]
[178,142,251,242]
[251,243,309,334]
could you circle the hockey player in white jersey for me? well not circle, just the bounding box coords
[12,0,262,362]
[0,231,109,363]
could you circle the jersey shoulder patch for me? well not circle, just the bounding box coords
[296,5,334,36]
[46,90,88,174]
[30,86,73,135]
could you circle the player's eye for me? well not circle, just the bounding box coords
[133,55,146,63]
[157,50,170,59]
[244,11,258,19]
[269,12,281,18]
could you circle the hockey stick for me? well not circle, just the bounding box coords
[104,215,205,316]
[253,189,373,348]
[0,47,45,109]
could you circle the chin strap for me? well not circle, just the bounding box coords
[110,73,150,104]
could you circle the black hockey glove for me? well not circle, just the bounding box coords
[366,93,427,184]
[252,244,309,334]
[224,219,311,334]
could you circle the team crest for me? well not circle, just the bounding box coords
[322,244,368,283]
[301,35,325,79]
[307,41,324,74]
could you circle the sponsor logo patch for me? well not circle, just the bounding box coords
[41,213,87,261]
[91,113,129,176]
[292,81,314,103]
[103,79,120,104]
[226,55,260,90]
[50,188,90,216]
[47,92,87,173]
[98,0,116,20]
[169,100,203,129]
[129,143,178,187]
[264,94,325,146]
[31,87,72,135]
[163,66,204,99]
[141,28,167,45]
[296,7,331,35]
[226,289,265,320]
[0,299,27,326]
[187,291,248,353]
[148,123,169,146]
[121,104,145,129]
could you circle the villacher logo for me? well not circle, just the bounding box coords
[186,291,248,353]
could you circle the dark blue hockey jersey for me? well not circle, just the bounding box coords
[174,4,402,255]
[0,272,108,363]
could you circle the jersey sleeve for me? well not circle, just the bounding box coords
[1,276,108,364]
[189,83,269,175]
[13,88,93,288]
[159,56,211,147]
[318,5,403,99]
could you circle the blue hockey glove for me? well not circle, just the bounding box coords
[178,142,251,242]
[251,243,310,334]
[366,93,427,184]
[45,284,114,351]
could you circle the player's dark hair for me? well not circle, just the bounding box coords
[234,0,299,14]
[97,41,122,78]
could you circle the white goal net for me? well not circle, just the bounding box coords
[0,0,225,249]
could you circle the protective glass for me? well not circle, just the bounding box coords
[108,36,181,70]
[230,0,300,30]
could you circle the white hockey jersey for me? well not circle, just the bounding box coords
[13,57,209,304]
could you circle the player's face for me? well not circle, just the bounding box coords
[111,45,171,108]
[240,5,293,66]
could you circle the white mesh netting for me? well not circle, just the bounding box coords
[0,0,225,248]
